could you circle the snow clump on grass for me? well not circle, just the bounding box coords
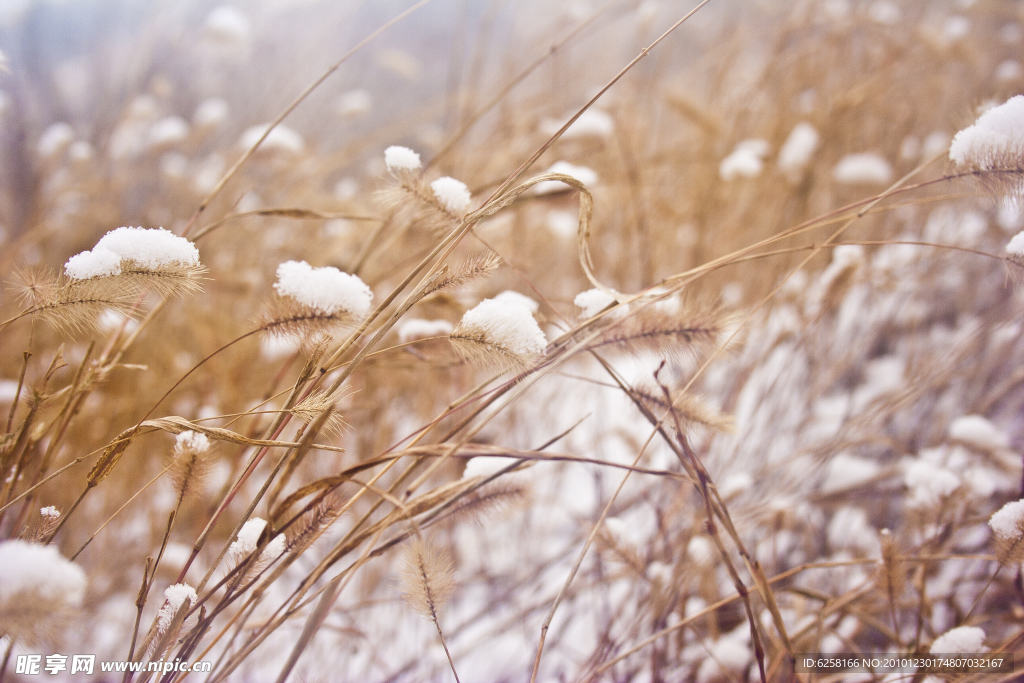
[226,518,286,579]
[64,227,201,280]
[948,415,1008,451]
[0,540,86,646]
[777,122,820,181]
[156,583,197,634]
[719,139,770,180]
[832,153,893,185]
[450,297,547,371]
[397,318,454,343]
[949,95,1024,170]
[175,430,211,456]
[384,145,422,173]
[930,625,986,653]
[430,176,472,215]
[574,288,616,317]
[273,260,373,317]
[989,499,1024,564]
[239,124,305,154]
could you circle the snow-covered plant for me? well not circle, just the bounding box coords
[0,540,86,646]
[449,296,547,372]
[263,259,373,337]
[989,499,1024,564]
[63,226,204,295]
[930,625,986,653]
[430,177,472,216]
[225,518,286,584]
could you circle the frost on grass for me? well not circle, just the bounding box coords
[430,176,472,216]
[539,108,614,139]
[384,145,422,173]
[574,288,616,318]
[930,625,986,653]
[832,153,893,185]
[0,540,86,646]
[719,139,770,181]
[989,499,1024,564]
[64,226,201,280]
[949,95,1024,174]
[450,297,547,372]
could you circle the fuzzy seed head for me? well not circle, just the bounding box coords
[451,297,547,369]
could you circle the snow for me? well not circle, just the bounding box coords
[832,153,893,185]
[574,288,616,317]
[194,97,229,128]
[273,260,373,317]
[69,140,94,162]
[948,415,1008,451]
[943,16,971,43]
[903,459,960,508]
[397,318,454,343]
[228,518,267,563]
[821,453,880,492]
[777,122,820,180]
[0,539,86,612]
[930,625,985,653]
[204,5,251,43]
[174,430,211,455]
[156,583,197,632]
[988,499,1024,542]
[430,176,472,215]
[463,455,523,479]
[1006,230,1024,255]
[546,210,577,238]
[37,122,74,158]
[539,108,614,139]
[534,161,598,194]
[686,536,715,565]
[493,290,539,313]
[867,1,901,24]
[949,95,1024,168]
[997,60,1023,83]
[239,124,305,155]
[719,138,770,180]
[384,145,422,173]
[64,227,201,280]
[39,506,59,519]
[456,298,547,356]
[335,89,373,117]
[149,116,189,147]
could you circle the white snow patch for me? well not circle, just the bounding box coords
[930,625,985,653]
[534,161,598,194]
[778,122,820,180]
[455,298,547,356]
[239,124,304,154]
[430,176,472,215]
[833,153,893,185]
[397,318,453,343]
[950,95,1024,168]
[384,145,422,173]
[273,260,373,317]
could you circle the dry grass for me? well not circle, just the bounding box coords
[1,1,1024,681]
